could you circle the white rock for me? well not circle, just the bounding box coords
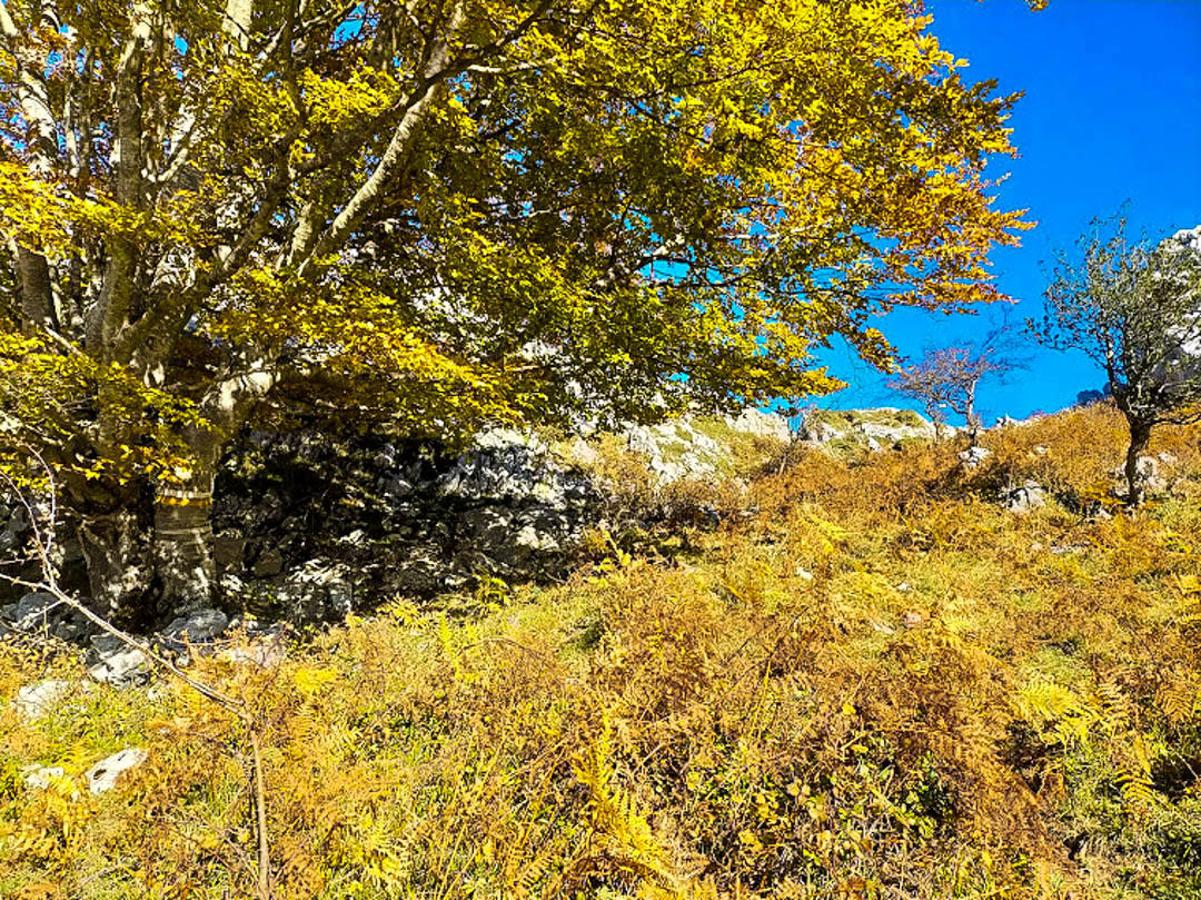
[15,679,72,720]
[217,641,286,669]
[86,748,147,794]
[22,765,65,790]
[623,417,727,485]
[1112,455,1169,494]
[1004,480,1048,513]
[958,446,992,468]
[724,408,792,443]
[88,635,149,687]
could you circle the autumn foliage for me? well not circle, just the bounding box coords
[1,0,1030,616]
[3,404,1201,898]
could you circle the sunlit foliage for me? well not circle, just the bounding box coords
[0,0,1030,609]
[3,405,1200,897]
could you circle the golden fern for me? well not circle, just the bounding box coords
[569,715,681,893]
[1157,674,1199,726]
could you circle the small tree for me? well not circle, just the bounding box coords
[1031,218,1201,505]
[888,328,1022,444]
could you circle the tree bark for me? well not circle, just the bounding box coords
[74,422,224,621]
[152,428,222,614]
[78,508,155,623]
[1124,418,1152,507]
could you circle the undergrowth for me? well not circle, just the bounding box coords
[2,404,1200,898]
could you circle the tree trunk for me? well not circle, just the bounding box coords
[1124,419,1152,507]
[78,508,155,623]
[965,383,981,447]
[75,433,222,621]
[153,432,221,614]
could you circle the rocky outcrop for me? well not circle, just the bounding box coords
[622,410,793,485]
[209,410,803,622]
[724,408,793,443]
[800,408,938,451]
[213,426,602,621]
[623,419,728,485]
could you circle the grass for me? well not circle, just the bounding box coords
[1,403,1200,898]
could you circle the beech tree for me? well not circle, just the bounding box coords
[1033,219,1201,505]
[1,0,1031,619]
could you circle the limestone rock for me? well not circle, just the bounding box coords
[1003,480,1048,513]
[13,591,60,626]
[22,765,66,791]
[958,446,992,469]
[624,418,727,484]
[88,635,149,687]
[15,679,72,719]
[160,608,229,651]
[724,408,792,443]
[275,559,355,624]
[86,748,147,794]
[1112,455,1170,495]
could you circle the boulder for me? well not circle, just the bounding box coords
[159,608,229,651]
[13,591,60,626]
[215,426,601,621]
[87,635,149,687]
[1003,480,1048,513]
[86,748,147,794]
[15,679,72,720]
[958,446,992,469]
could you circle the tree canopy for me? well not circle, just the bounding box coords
[1033,219,1201,502]
[1,0,1031,613]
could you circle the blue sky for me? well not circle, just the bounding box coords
[814,0,1201,422]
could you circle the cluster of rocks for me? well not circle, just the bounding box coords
[211,426,603,622]
[21,746,151,795]
[204,410,806,622]
[19,738,148,796]
[14,404,1166,633]
[3,591,282,685]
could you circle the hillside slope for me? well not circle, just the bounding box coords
[2,404,1201,898]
